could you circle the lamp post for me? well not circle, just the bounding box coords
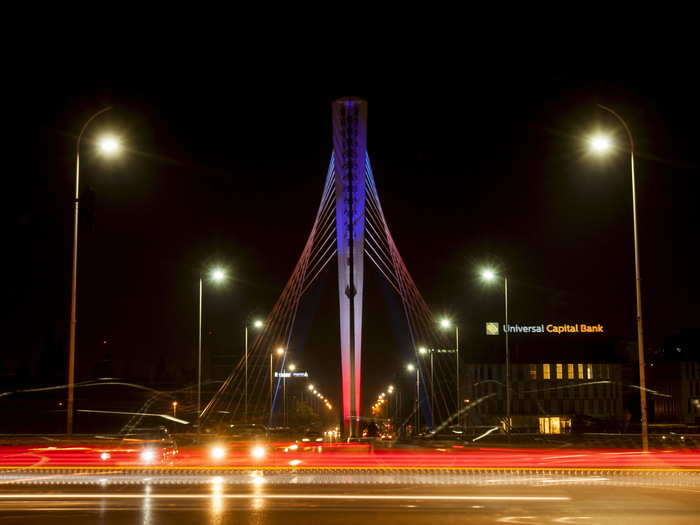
[418,346,432,425]
[438,318,460,426]
[285,363,297,425]
[481,269,510,432]
[270,347,285,422]
[407,363,420,432]
[67,107,121,435]
[172,401,178,418]
[197,267,227,430]
[588,105,648,450]
[244,319,264,422]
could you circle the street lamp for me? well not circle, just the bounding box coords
[407,363,420,431]
[438,318,460,427]
[588,105,649,451]
[66,106,121,435]
[480,268,510,432]
[418,346,433,426]
[172,401,178,418]
[270,347,285,423]
[244,318,264,422]
[197,266,228,429]
[283,363,297,425]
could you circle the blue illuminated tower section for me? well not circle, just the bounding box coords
[333,98,367,438]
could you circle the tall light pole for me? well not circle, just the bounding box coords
[285,363,297,425]
[197,267,227,430]
[439,318,460,426]
[481,269,510,432]
[407,363,419,432]
[244,319,264,422]
[418,346,432,425]
[66,107,121,435]
[270,347,285,423]
[588,106,648,450]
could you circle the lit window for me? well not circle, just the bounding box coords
[586,364,593,379]
[567,363,574,379]
[529,364,537,380]
[556,363,563,379]
[543,364,551,380]
[578,363,584,379]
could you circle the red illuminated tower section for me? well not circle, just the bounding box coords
[333,98,367,438]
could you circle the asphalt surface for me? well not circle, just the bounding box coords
[1,477,700,524]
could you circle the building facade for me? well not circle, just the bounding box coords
[464,362,625,433]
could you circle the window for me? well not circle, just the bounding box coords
[567,363,575,379]
[578,363,584,379]
[556,363,563,379]
[539,417,571,434]
[529,364,537,379]
[543,364,551,379]
[587,364,593,379]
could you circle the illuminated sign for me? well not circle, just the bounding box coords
[274,371,309,378]
[485,323,605,335]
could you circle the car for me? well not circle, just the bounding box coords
[298,429,324,444]
[227,424,269,442]
[120,426,178,464]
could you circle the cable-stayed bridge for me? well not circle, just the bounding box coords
[201,98,457,437]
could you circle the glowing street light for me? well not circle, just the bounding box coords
[270,346,286,422]
[288,363,296,372]
[588,133,613,154]
[438,317,460,427]
[308,384,315,391]
[244,317,264,422]
[97,135,121,155]
[172,401,178,417]
[67,106,121,435]
[586,104,649,450]
[209,267,227,283]
[197,265,229,429]
[407,363,420,430]
[480,267,510,431]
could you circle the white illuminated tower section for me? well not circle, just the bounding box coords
[333,98,366,438]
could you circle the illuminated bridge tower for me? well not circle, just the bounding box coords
[201,98,450,438]
[333,98,367,438]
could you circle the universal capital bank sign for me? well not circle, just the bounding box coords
[485,322,605,335]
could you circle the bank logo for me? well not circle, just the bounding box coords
[485,322,500,336]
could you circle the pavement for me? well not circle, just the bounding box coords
[1,479,700,524]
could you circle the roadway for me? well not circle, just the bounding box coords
[1,480,700,524]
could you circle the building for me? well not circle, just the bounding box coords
[464,362,625,433]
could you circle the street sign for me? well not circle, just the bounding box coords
[274,371,309,378]
[426,348,457,354]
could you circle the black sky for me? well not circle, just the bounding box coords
[5,56,699,406]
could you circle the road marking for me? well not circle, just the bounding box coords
[0,493,571,501]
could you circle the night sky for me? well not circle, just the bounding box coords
[5,59,699,408]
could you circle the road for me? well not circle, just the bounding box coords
[1,476,700,524]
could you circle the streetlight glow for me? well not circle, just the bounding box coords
[589,133,613,154]
[308,384,314,391]
[481,269,496,282]
[209,268,227,283]
[97,135,121,155]
[276,347,285,355]
[418,346,428,355]
[253,319,264,328]
[406,363,415,372]
[439,318,451,329]
[288,363,296,372]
